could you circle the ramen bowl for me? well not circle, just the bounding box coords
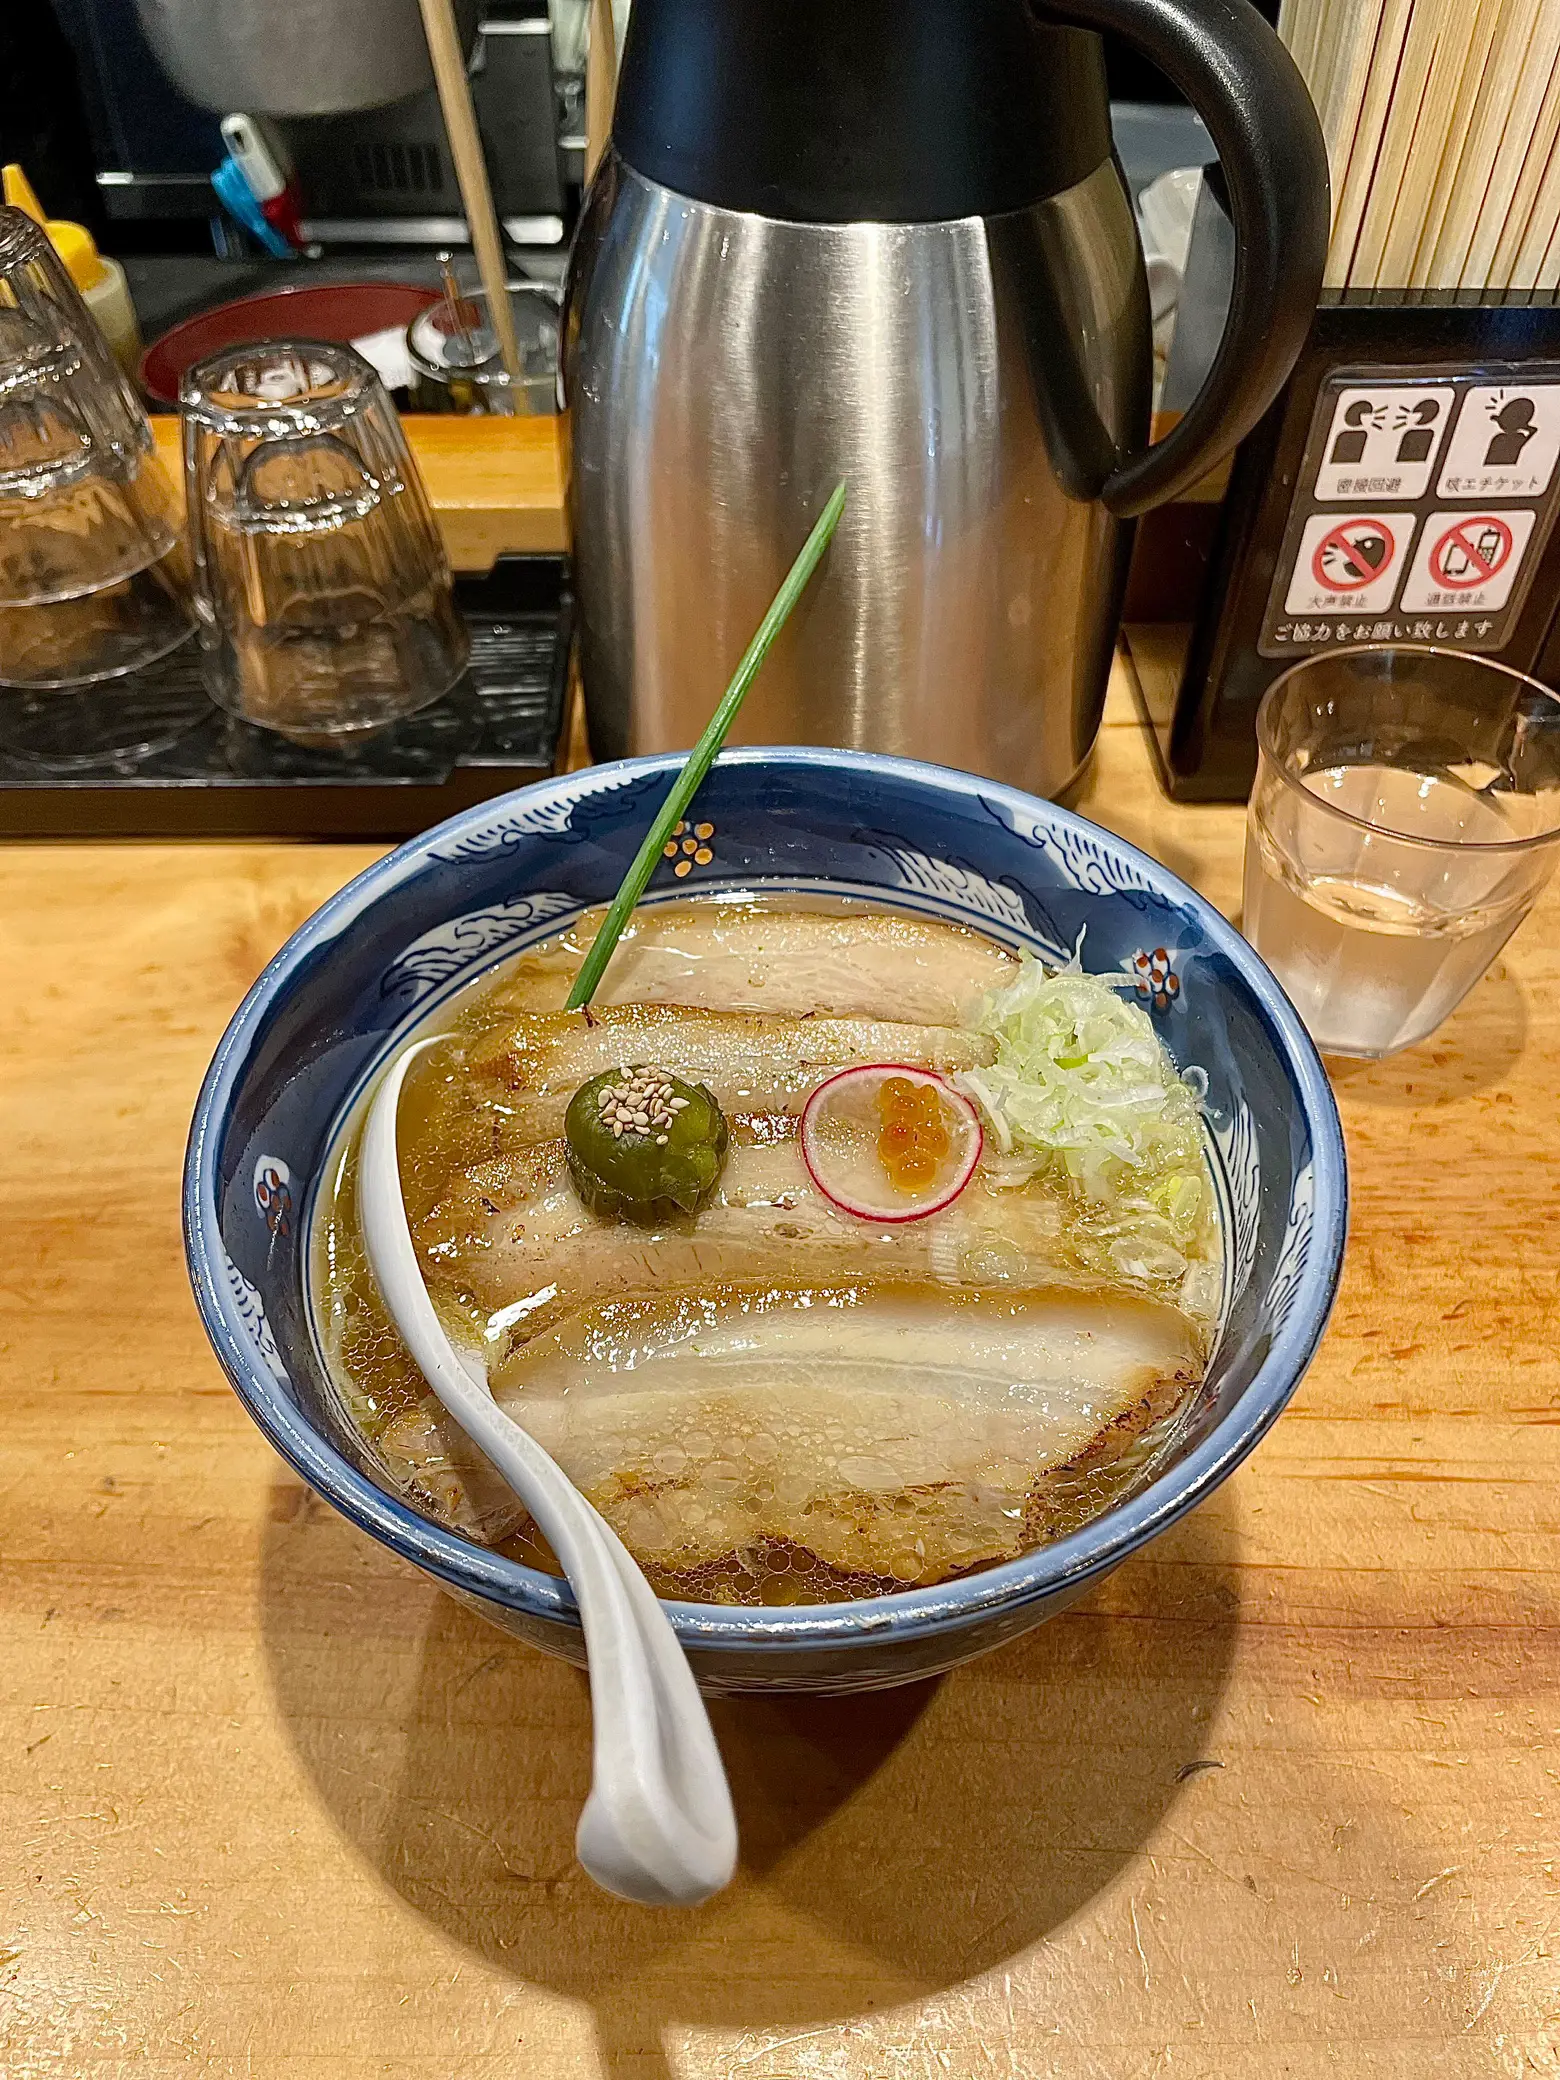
[184,749,1346,1693]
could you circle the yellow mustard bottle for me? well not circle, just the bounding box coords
[3,163,142,377]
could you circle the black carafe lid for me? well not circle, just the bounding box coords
[612,0,1114,223]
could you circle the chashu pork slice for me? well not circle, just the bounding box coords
[482,1282,1203,1586]
[486,903,1020,1025]
[451,1003,997,1142]
[418,1135,1089,1324]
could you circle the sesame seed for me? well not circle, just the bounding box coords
[593,1065,689,1144]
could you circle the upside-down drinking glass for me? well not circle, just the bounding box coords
[181,340,468,742]
[1244,645,1560,1058]
[0,205,191,688]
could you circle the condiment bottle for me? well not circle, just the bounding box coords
[2,164,141,377]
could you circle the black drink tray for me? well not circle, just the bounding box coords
[0,556,572,839]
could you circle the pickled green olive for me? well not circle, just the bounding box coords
[564,1065,730,1225]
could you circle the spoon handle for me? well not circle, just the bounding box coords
[448,1395,737,1905]
[359,1042,737,1905]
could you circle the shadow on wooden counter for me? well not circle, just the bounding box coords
[259,1483,1242,2075]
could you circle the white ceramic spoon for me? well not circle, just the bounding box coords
[358,1038,738,1907]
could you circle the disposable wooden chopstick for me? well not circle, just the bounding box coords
[1289,0,1361,167]
[1324,0,1414,289]
[1507,121,1560,287]
[1460,0,1560,288]
[1512,109,1560,289]
[1285,0,1560,296]
[1533,146,1560,290]
[1407,0,1505,286]
[1377,0,1487,288]
[1425,0,1540,288]
[415,0,524,385]
[1410,0,1511,286]
[1316,0,1388,223]
[1537,193,1560,289]
[585,0,618,182]
[1279,0,1326,101]
[1351,0,1454,290]
[1303,0,1351,138]
[1488,21,1560,288]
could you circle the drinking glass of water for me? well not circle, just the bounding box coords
[1244,646,1560,1058]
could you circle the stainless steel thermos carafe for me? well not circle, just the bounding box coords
[564,0,1328,796]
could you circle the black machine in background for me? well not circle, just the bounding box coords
[45,0,577,245]
[0,4,112,232]
[281,12,570,247]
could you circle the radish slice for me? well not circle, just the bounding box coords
[799,1064,983,1224]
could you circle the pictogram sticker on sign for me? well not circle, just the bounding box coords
[1312,518,1393,589]
[1400,507,1538,613]
[1284,511,1414,616]
[1438,385,1560,500]
[1430,515,1512,588]
[1314,385,1453,501]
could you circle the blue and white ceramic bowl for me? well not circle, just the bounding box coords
[185,749,1346,1694]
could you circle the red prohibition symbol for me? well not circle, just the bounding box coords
[1311,517,1396,591]
[1428,515,1513,590]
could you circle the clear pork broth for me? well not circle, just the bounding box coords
[310,895,1222,1605]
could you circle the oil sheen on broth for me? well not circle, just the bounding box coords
[311,896,1223,1604]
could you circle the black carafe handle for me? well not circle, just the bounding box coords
[1037,0,1328,518]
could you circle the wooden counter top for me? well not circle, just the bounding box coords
[3,662,1557,2077]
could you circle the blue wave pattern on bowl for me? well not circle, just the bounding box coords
[185,750,1347,1694]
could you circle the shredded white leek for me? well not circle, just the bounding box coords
[954,947,1209,1286]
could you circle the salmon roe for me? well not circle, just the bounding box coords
[876,1075,954,1193]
